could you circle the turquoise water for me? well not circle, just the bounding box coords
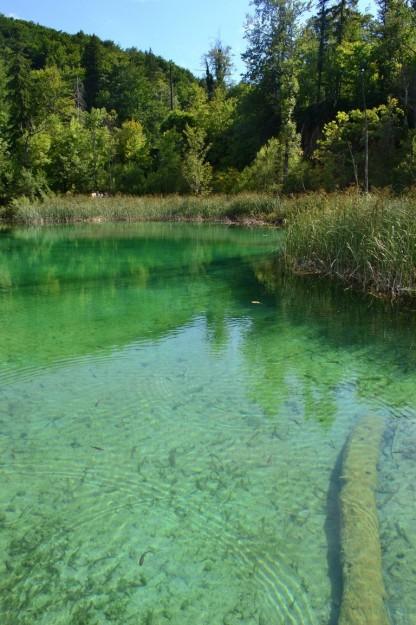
[0,222,415,625]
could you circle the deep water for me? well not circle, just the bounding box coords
[0,222,415,625]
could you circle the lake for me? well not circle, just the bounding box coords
[0,222,415,625]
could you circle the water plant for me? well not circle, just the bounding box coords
[0,193,289,226]
[285,192,416,298]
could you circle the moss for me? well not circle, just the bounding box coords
[339,415,391,625]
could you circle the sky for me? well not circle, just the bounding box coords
[0,0,252,79]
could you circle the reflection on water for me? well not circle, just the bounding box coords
[0,223,415,625]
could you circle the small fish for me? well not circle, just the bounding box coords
[251,300,261,304]
[139,550,154,566]
[91,446,105,452]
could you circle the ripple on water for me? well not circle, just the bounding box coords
[1,224,416,624]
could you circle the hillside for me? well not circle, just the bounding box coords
[1,1,416,203]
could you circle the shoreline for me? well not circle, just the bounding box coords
[0,193,290,228]
[2,191,416,303]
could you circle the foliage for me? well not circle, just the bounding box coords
[239,135,302,192]
[0,136,12,201]
[315,99,405,189]
[117,120,147,162]
[203,39,233,95]
[182,125,213,195]
[1,3,416,202]
[146,129,185,193]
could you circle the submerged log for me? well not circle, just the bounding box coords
[339,415,391,625]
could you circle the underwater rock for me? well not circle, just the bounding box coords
[339,415,391,625]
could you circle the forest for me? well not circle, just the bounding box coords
[1,0,416,203]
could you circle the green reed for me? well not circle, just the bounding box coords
[1,193,290,226]
[285,193,416,298]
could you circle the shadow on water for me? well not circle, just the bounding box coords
[325,448,344,625]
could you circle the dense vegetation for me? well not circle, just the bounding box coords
[2,0,416,205]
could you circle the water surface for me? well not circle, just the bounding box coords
[0,223,415,625]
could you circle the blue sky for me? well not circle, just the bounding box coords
[0,0,252,79]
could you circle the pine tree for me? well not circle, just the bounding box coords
[316,0,331,103]
[82,35,102,110]
[8,52,32,136]
[243,0,305,182]
[204,40,233,91]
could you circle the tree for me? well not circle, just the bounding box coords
[7,52,32,138]
[203,39,233,94]
[84,108,116,190]
[205,60,215,100]
[0,137,12,202]
[315,99,405,189]
[146,129,185,193]
[316,0,332,103]
[0,58,9,132]
[82,35,102,110]
[117,120,147,162]
[243,0,305,182]
[182,124,212,195]
[0,59,11,201]
[243,0,305,95]
[239,135,302,191]
[47,118,90,192]
[29,66,74,126]
[203,88,237,168]
[374,0,416,120]
[113,120,149,193]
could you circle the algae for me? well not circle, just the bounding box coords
[339,415,391,625]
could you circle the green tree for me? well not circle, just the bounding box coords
[146,129,185,193]
[315,99,405,189]
[29,66,73,126]
[202,88,237,168]
[8,52,32,138]
[0,58,9,131]
[82,35,103,110]
[243,0,305,182]
[239,135,302,191]
[113,119,149,194]
[374,0,416,118]
[182,124,212,195]
[0,137,12,202]
[203,39,233,95]
[47,118,90,192]
[117,120,147,162]
[84,108,116,190]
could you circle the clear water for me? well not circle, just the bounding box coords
[0,222,415,625]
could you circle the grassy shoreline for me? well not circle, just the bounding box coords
[2,191,416,301]
[0,193,295,226]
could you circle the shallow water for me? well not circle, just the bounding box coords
[0,222,415,625]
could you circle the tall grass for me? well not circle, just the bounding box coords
[285,193,416,298]
[1,193,294,226]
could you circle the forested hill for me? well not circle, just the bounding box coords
[1,1,416,204]
[0,13,227,201]
[0,14,197,124]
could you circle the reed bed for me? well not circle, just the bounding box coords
[285,193,416,298]
[1,193,294,226]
